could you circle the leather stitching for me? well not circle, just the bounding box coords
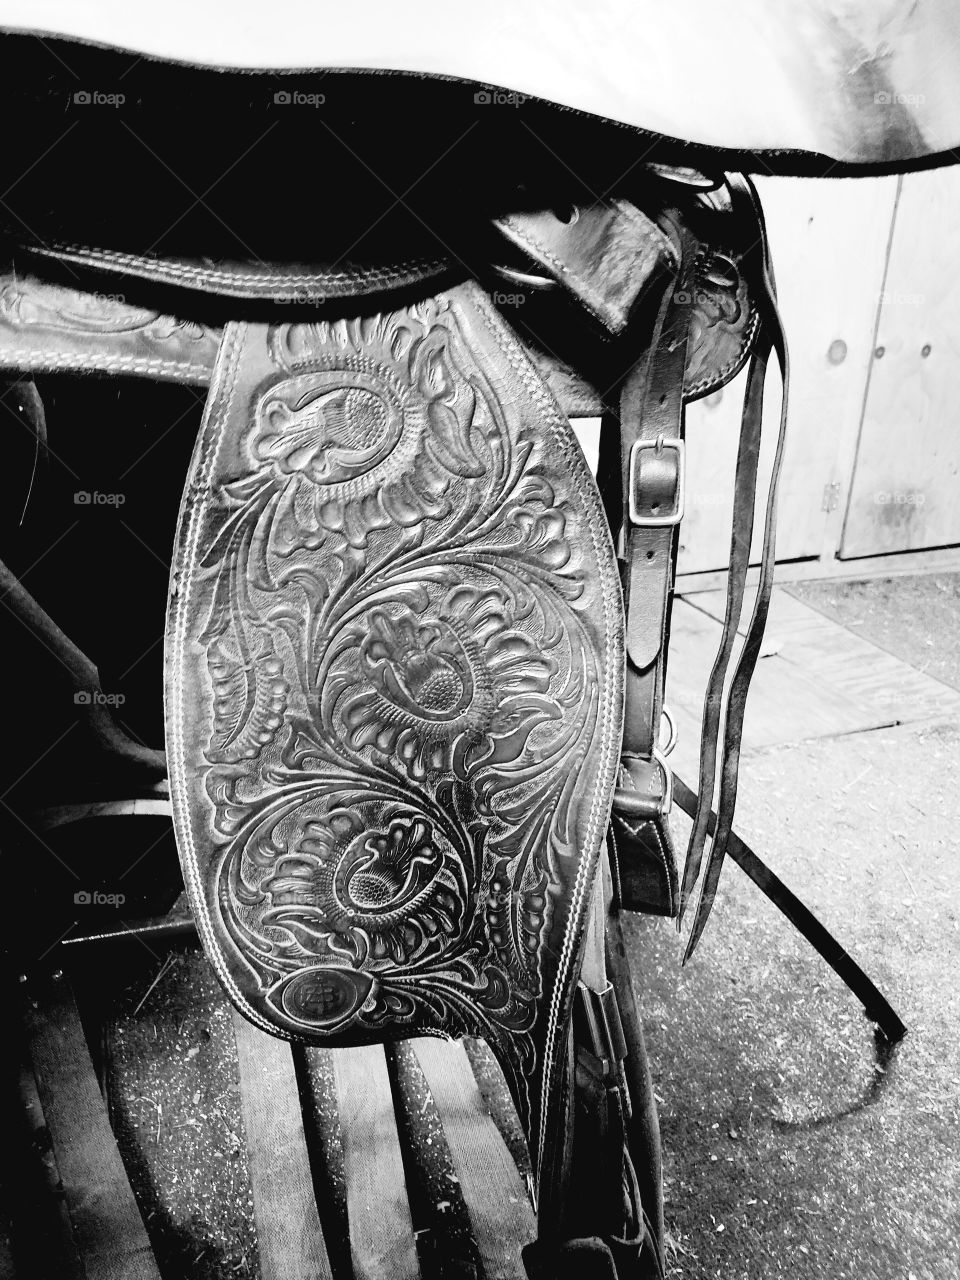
[29,244,450,292]
[167,322,284,1040]
[0,348,210,382]
[612,812,668,875]
[613,760,676,911]
[470,282,623,1183]
[497,214,613,324]
[611,811,676,913]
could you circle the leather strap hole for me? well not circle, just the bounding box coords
[553,203,580,225]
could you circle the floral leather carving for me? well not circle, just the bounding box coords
[0,275,220,383]
[165,281,624,1183]
[0,247,753,407]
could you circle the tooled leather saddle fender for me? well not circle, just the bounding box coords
[0,175,776,1270]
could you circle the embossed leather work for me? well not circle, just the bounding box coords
[682,244,757,399]
[165,281,624,1183]
[0,269,607,413]
[0,29,923,1274]
[0,239,754,408]
[494,199,756,401]
[25,243,452,302]
[0,273,220,383]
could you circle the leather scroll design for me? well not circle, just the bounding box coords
[166,282,623,1169]
[0,271,607,419]
[0,255,752,410]
[682,247,756,401]
[0,274,220,383]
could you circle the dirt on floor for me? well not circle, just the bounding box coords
[789,573,960,692]
[627,573,960,1280]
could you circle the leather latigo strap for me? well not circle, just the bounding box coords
[164,280,624,1209]
[499,183,786,948]
[610,259,691,920]
[680,178,790,958]
[493,191,765,928]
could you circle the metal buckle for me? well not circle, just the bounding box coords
[659,705,678,757]
[574,981,629,1081]
[628,437,685,527]
[646,162,723,192]
[490,262,559,291]
[653,747,674,815]
[612,748,674,820]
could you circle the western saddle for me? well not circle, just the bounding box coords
[2,12,949,1278]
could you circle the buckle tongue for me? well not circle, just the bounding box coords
[628,436,685,527]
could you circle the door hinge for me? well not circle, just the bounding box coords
[821,482,841,513]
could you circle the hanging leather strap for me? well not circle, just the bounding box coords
[620,264,690,753]
[677,327,769,921]
[528,865,664,1280]
[682,176,791,958]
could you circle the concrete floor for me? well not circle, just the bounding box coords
[627,574,960,1279]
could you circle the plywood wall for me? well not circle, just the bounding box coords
[679,169,960,582]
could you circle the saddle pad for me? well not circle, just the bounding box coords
[3,11,959,165]
[165,280,624,1177]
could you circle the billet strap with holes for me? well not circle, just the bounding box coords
[490,199,693,919]
[608,236,694,919]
